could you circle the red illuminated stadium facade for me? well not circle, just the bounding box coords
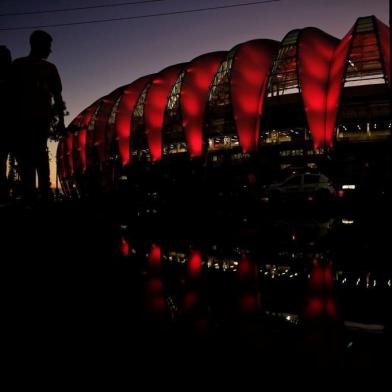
[58,16,391,197]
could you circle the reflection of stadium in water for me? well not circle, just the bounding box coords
[113,232,390,369]
[118,230,391,328]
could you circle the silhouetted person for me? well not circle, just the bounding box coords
[10,30,65,203]
[0,45,12,204]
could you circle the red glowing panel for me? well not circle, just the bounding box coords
[72,132,81,174]
[144,64,185,161]
[78,128,87,172]
[231,40,278,152]
[376,18,391,86]
[56,139,66,181]
[72,106,94,172]
[93,91,121,164]
[115,75,153,165]
[298,28,339,149]
[65,112,83,175]
[58,136,72,196]
[84,100,102,170]
[65,132,74,177]
[188,249,202,279]
[181,52,226,157]
[325,28,353,148]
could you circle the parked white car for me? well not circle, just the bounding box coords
[263,173,336,203]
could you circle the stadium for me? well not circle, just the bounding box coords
[57,15,391,199]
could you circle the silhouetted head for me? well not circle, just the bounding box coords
[29,30,53,59]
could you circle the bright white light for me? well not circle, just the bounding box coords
[342,184,356,190]
[286,316,291,321]
[342,219,354,225]
[356,278,360,286]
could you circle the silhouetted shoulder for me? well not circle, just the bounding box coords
[13,56,59,72]
[11,56,62,94]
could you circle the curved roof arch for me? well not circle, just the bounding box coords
[144,63,187,161]
[114,75,154,165]
[266,29,301,97]
[181,51,227,157]
[92,87,124,166]
[230,39,279,152]
[298,27,340,149]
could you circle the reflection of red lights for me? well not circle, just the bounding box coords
[146,277,163,295]
[195,319,209,333]
[240,293,261,313]
[238,254,254,281]
[183,291,198,311]
[145,277,166,315]
[148,244,161,269]
[326,298,337,319]
[121,237,129,257]
[188,249,202,279]
[305,297,324,319]
[309,259,334,293]
[146,297,166,314]
[305,259,337,321]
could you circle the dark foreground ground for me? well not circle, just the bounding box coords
[1,193,391,374]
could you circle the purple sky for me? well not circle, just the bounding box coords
[0,0,389,185]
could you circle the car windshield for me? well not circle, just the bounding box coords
[283,176,301,186]
[304,174,320,184]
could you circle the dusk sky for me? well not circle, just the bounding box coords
[0,0,389,185]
